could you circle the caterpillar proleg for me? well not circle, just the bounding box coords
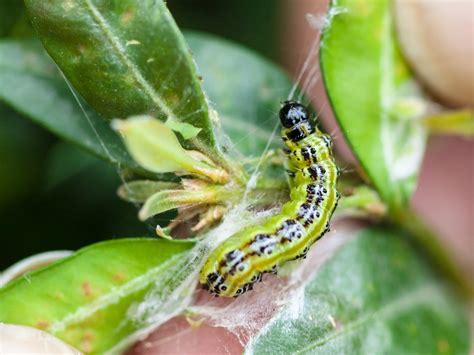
[199,101,339,297]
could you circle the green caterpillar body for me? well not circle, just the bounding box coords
[199,101,339,297]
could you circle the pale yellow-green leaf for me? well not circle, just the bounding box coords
[117,180,180,203]
[165,118,202,140]
[139,188,219,220]
[112,116,208,174]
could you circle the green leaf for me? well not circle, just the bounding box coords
[0,39,138,170]
[139,188,220,221]
[117,180,179,203]
[1,32,294,172]
[113,116,228,183]
[246,227,469,354]
[112,116,202,173]
[186,32,294,158]
[337,185,386,218]
[0,0,24,37]
[320,0,427,210]
[24,0,217,156]
[165,118,202,140]
[0,238,196,354]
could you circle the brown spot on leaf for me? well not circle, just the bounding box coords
[80,332,94,353]
[121,10,134,24]
[166,93,180,106]
[81,281,93,298]
[112,272,126,283]
[36,320,50,330]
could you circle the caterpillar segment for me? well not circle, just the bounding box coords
[199,101,339,297]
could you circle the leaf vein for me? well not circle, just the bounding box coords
[293,284,439,354]
[48,253,183,334]
[82,0,177,121]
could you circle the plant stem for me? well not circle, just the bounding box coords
[422,109,474,137]
[391,208,473,299]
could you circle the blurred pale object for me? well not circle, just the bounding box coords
[0,323,81,354]
[395,0,474,107]
[0,250,72,287]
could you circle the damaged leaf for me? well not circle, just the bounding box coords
[113,116,228,183]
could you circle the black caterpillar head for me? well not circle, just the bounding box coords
[279,101,309,128]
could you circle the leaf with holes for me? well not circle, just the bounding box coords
[320,0,427,210]
[246,227,469,354]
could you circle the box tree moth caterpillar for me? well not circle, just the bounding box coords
[200,101,339,297]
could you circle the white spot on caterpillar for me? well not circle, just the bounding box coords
[249,235,275,255]
[226,250,245,270]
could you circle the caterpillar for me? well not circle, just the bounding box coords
[199,101,339,297]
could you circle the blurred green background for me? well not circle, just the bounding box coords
[0,0,283,269]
